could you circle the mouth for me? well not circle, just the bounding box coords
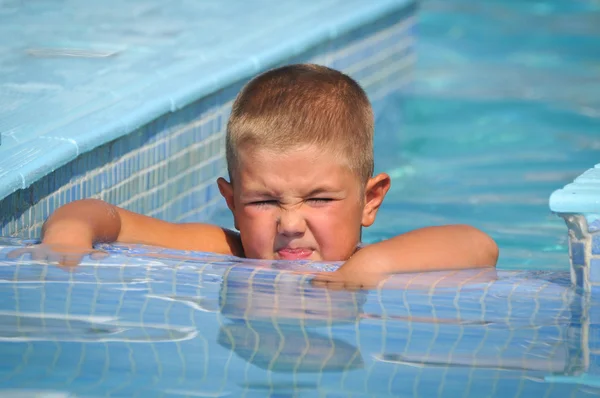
[276,247,314,260]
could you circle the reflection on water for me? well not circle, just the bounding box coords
[0,311,197,343]
[218,267,366,326]
[216,266,366,374]
[217,324,364,373]
[0,242,593,397]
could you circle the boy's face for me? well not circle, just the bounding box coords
[217,145,390,261]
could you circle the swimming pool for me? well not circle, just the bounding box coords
[1,0,600,397]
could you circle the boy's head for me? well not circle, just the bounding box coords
[226,63,374,184]
[218,64,391,261]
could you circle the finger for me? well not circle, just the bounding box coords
[59,254,83,268]
[47,252,63,265]
[310,271,337,280]
[325,280,349,291]
[345,282,366,292]
[310,278,330,289]
[291,270,318,277]
[90,251,109,261]
[6,248,30,259]
[311,276,346,291]
[312,274,364,292]
[31,249,47,262]
[308,273,335,284]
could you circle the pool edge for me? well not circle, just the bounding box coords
[0,4,417,238]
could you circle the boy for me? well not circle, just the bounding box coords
[12,64,498,289]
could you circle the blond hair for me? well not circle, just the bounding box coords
[226,64,374,183]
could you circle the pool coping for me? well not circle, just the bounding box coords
[1,0,417,237]
[550,165,600,292]
[0,0,415,202]
[550,165,600,216]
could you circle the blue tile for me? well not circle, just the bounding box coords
[590,219,600,233]
[574,264,585,289]
[40,202,48,222]
[593,234,600,255]
[590,324,600,353]
[589,351,600,374]
[591,259,600,284]
[571,241,585,266]
[591,286,600,315]
[73,184,81,201]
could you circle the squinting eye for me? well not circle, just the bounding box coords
[248,200,277,207]
[307,198,333,205]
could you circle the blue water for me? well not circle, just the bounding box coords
[2,0,600,397]
[208,1,600,273]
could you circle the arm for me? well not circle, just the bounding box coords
[313,225,498,290]
[43,199,242,254]
[12,199,243,266]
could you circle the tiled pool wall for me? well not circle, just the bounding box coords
[0,249,586,395]
[0,10,416,239]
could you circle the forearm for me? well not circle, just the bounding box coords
[352,225,498,274]
[42,199,121,246]
[118,216,243,255]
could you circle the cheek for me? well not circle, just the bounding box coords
[319,201,363,228]
[237,208,277,254]
[238,207,276,227]
[308,203,363,255]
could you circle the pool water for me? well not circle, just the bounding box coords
[374,0,600,272]
[1,0,600,397]
[209,0,600,273]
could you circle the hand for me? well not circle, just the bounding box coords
[310,261,390,291]
[11,218,108,267]
[7,243,108,267]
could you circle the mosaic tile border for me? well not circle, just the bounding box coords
[0,10,416,238]
[559,214,600,290]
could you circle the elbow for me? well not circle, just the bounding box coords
[447,224,498,268]
[43,198,120,243]
[465,225,499,268]
[483,236,499,268]
[45,198,108,223]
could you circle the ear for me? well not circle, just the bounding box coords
[361,173,391,227]
[217,177,235,212]
[217,177,240,230]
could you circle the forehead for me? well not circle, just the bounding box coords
[233,146,361,194]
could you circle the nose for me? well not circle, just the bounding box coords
[277,208,306,237]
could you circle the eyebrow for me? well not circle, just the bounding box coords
[242,186,342,198]
[305,187,341,196]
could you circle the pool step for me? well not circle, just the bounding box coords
[550,165,600,292]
